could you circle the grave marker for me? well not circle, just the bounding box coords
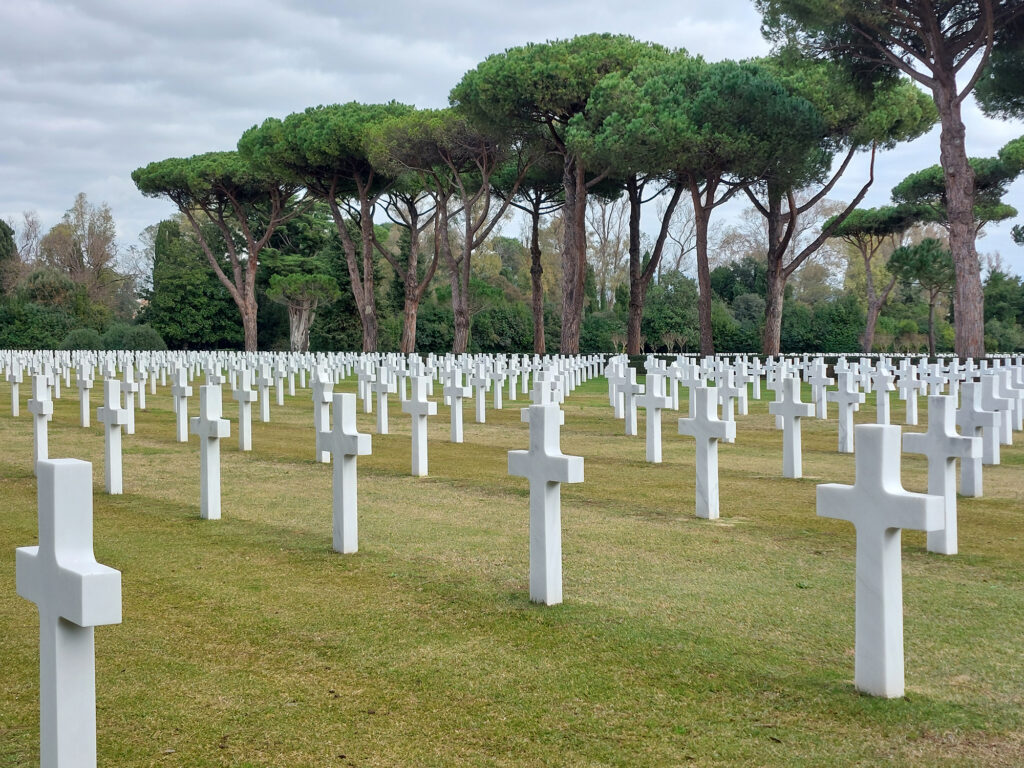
[678,386,735,519]
[402,375,437,477]
[189,385,230,520]
[509,403,584,605]
[319,393,371,554]
[637,371,671,463]
[28,373,53,476]
[96,379,128,495]
[817,424,942,698]
[16,459,122,768]
[904,395,980,555]
[170,367,193,443]
[769,376,815,478]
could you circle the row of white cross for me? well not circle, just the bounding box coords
[10,349,1024,767]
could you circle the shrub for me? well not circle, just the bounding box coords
[59,328,104,350]
[122,324,167,351]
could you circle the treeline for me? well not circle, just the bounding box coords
[0,196,165,351]
[133,202,1024,355]
[126,7,1024,358]
[5,189,1024,353]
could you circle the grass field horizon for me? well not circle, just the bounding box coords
[1,374,1022,766]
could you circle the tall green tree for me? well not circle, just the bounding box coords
[138,219,243,349]
[829,205,921,352]
[746,54,935,356]
[756,0,1024,358]
[367,107,532,353]
[132,152,302,351]
[0,219,17,293]
[891,136,1024,233]
[451,33,665,354]
[239,102,413,351]
[566,47,694,354]
[977,15,1024,118]
[364,111,453,353]
[491,152,564,354]
[625,57,826,354]
[267,272,340,352]
[888,237,956,356]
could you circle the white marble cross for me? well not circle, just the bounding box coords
[231,367,257,452]
[134,363,148,410]
[96,379,128,495]
[637,372,671,463]
[170,366,193,443]
[769,376,815,478]
[921,364,947,395]
[319,393,371,554]
[678,385,735,520]
[372,367,393,434]
[716,369,744,442]
[827,372,865,454]
[312,366,334,463]
[973,379,1006,465]
[470,363,488,423]
[509,403,583,605]
[255,364,273,423]
[996,369,1024,432]
[274,361,286,406]
[903,395,980,555]
[619,367,643,437]
[444,367,470,443]
[7,361,23,417]
[956,381,998,497]
[488,367,506,410]
[77,362,94,428]
[808,362,833,419]
[16,459,122,768]
[120,362,138,435]
[767,360,790,429]
[980,374,1013,447]
[28,373,53,476]
[817,424,942,698]
[189,385,230,520]
[896,366,923,426]
[871,368,896,425]
[606,361,626,418]
[402,375,437,477]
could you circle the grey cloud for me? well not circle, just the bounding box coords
[0,0,1021,271]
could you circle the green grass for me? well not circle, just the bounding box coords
[1,376,1022,766]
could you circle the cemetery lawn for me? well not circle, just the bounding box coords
[1,377,1023,767]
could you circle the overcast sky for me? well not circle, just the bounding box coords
[2,0,1022,272]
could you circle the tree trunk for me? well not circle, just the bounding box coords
[762,263,785,356]
[928,298,937,357]
[326,197,376,353]
[452,273,470,355]
[359,198,378,353]
[529,209,545,355]
[934,83,984,358]
[361,307,378,353]
[560,158,587,355]
[760,191,789,357]
[397,278,417,354]
[690,182,715,356]
[863,300,882,354]
[289,304,314,353]
[241,303,258,352]
[626,177,644,355]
